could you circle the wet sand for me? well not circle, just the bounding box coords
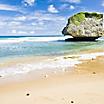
[0,51,104,104]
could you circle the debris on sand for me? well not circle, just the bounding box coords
[71,100,74,103]
[44,74,48,78]
[26,93,30,96]
[92,72,96,74]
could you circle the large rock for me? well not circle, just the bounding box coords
[62,12,104,41]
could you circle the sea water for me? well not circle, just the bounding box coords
[0,35,104,77]
[0,35,104,58]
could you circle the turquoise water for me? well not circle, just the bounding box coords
[0,36,104,77]
[0,36,104,58]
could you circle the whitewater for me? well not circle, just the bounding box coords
[0,36,103,78]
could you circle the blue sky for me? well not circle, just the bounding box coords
[0,0,104,36]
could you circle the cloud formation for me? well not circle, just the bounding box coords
[61,0,80,3]
[0,4,17,11]
[0,10,67,35]
[102,0,104,6]
[70,5,75,10]
[48,5,59,13]
[59,4,75,11]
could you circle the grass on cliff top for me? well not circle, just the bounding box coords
[70,12,85,26]
[85,12,103,19]
[69,12,103,26]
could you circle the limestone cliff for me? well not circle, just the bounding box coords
[62,12,104,40]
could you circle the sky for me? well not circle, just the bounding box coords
[0,0,104,36]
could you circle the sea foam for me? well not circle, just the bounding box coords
[0,36,71,44]
[0,52,104,77]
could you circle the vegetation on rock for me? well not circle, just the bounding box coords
[70,12,85,25]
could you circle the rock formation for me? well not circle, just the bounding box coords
[62,12,104,41]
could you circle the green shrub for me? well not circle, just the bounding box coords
[85,12,103,19]
[70,12,85,25]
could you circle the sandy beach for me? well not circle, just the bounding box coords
[0,50,104,104]
[0,0,104,103]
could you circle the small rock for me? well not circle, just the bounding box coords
[93,72,96,74]
[64,57,67,59]
[71,101,74,103]
[44,74,48,78]
[92,58,95,60]
[26,93,30,96]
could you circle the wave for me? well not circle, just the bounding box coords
[0,36,103,44]
[0,36,72,43]
[1,51,104,77]
[97,37,104,40]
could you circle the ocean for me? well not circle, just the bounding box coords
[0,35,104,59]
[0,35,104,78]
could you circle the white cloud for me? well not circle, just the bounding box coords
[12,30,17,34]
[31,22,36,26]
[27,12,66,35]
[0,10,67,35]
[0,4,17,11]
[18,31,28,34]
[33,11,66,21]
[48,5,59,13]
[70,5,75,9]
[9,22,21,26]
[59,4,75,11]
[61,0,80,3]
[14,16,26,21]
[102,1,104,6]
[0,21,7,26]
[0,4,26,14]
[30,31,35,34]
[23,0,35,6]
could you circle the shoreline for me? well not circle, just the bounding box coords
[0,49,104,103]
[0,49,104,84]
[0,49,103,81]
[0,55,104,104]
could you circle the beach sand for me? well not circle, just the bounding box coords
[0,51,104,104]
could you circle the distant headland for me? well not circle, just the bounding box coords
[62,12,104,41]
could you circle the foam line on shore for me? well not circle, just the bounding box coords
[0,36,103,44]
[0,52,104,77]
[79,52,104,60]
[0,58,81,77]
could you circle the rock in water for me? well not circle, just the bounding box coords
[62,12,104,41]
